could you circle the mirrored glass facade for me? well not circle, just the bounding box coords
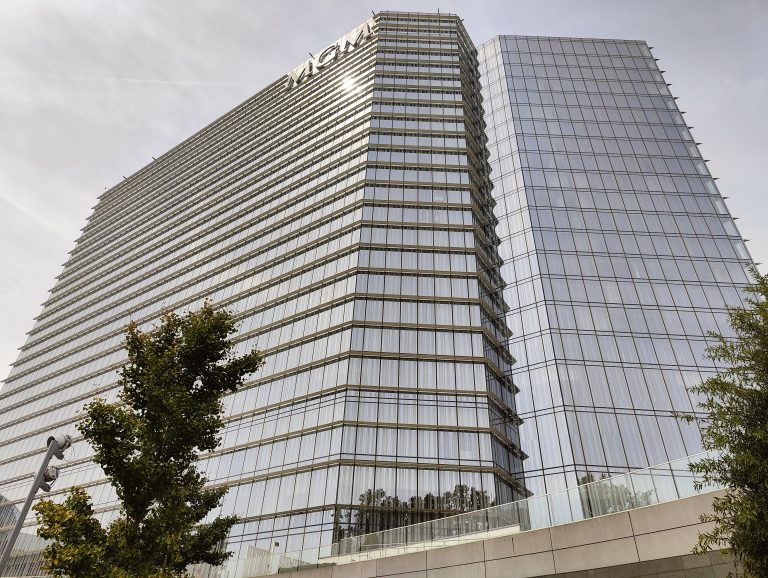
[478,35,753,496]
[0,12,527,571]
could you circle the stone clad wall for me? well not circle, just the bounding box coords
[284,491,734,577]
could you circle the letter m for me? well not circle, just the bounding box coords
[285,60,313,90]
[341,20,374,54]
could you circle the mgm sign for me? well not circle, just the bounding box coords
[285,18,376,90]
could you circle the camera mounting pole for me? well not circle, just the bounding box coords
[0,434,72,576]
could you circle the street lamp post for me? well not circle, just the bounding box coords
[0,434,72,576]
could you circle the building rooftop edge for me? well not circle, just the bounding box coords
[96,10,468,207]
[478,34,649,49]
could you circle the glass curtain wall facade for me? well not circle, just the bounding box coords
[478,36,753,496]
[0,12,525,572]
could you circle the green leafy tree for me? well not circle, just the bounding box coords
[34,303,263,578]
[680,266,768,576]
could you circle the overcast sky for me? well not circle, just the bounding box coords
[1,0,766,383]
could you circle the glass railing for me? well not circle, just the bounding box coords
[186,451,723,577]
[3,452,723,578]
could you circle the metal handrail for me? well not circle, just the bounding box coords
[2,452,722,577]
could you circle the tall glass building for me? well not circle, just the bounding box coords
[478,36,753,496]
[0,12,527,571]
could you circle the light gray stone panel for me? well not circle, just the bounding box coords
[712,561,737,578]
[635,523,715,562]
[553,536,639,573]
[482,535,515,561]
[510,529,552,557]
[485,552,556,578]
[332,559,377,577]
[376,551,427,576]
[484,528,553,562]
[550,511,633,549]
[682,552,718,569]
[629,492,725,535]
[427,541,485,569]
[287,567,334,578]
[681,567,716,578]
[427,561,486,578]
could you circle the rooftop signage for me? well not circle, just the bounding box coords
[284,18,376,90]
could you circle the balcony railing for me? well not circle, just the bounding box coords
[186,451,723,577]
[2,452,722,577]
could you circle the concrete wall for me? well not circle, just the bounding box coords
[282,492,735,578]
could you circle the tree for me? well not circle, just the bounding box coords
[680,266,768,576]
[34,303,263,578]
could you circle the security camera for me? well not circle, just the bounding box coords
[47,434,73,459]
[40,465,60,493]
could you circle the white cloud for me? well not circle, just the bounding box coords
[0,0,766,384]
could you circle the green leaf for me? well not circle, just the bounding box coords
[35,302,263,577]
[678,266,768,577]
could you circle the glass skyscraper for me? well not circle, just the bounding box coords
[0,12,527,573]
[478,35,753,496]
[0,12,757,577]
